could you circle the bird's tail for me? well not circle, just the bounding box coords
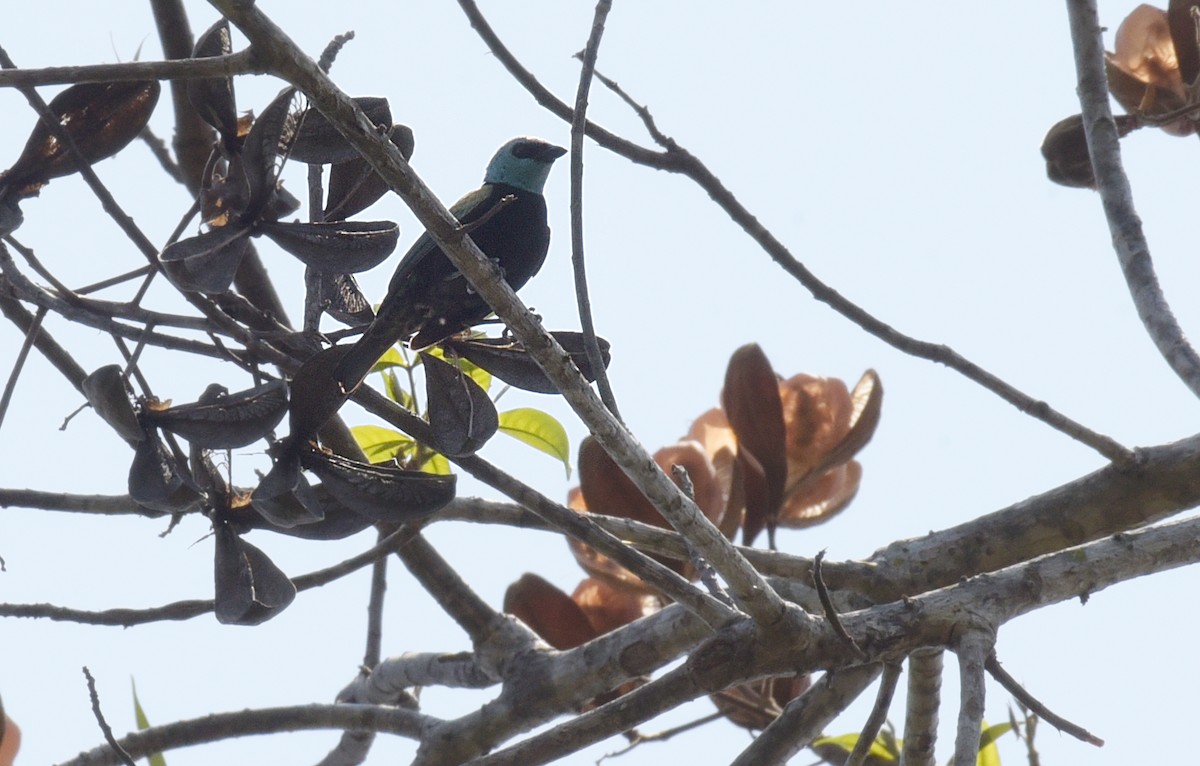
[331,310,412,395]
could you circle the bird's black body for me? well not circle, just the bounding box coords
[332,137,564,392]
[379,183,549,347]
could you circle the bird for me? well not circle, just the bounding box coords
[333,136,566,393]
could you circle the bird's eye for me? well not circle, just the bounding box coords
[511,142,539,159]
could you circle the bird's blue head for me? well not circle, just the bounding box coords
[483,137,567,194]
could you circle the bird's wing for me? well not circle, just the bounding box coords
[384,184,497,294]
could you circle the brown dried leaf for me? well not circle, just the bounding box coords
[1,80,160,194]
[504,573,598,650]
[722,344,787,537]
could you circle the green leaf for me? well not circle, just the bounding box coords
[977,721,1012,766]
[369,346,408,372]
[812,733,896,761]
[498,408,570,476]
[351,425,413,464]
[382,368,414,410]
[419,452,452,475]
[131,679,167,766]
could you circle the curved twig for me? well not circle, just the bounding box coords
[454,0,1135,465]
[568,0,621,418]
[1064,0,1200,402]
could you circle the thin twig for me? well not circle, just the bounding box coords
[82,667,137,766]
[568,0,620,419]
[138,127,185,184]
[0,526,412,626]
[0,49,262,88]
[985,652,1103,746]
[812,549,865,657]
[60,702,428,766]
[730,665,882,766]
[74,265,155,296]
[670,464,733,606]
[597,711,726,762]
[455,0,1136,466]
[1065,0,1200,403]
[0,305,44,434]
[844,663,902,766]
[393,527,514,647]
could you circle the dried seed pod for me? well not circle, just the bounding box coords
[422,351,498,456]
[300,443,456,522]
[81,364,143,443]
[258,219,398,273]
[440,332,611,394]
[141,380,288,449]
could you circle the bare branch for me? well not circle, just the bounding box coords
[568,0,620,418]
[730,666,882,766]
[59,703,429,766]
[901,649,943,766]
[953,628,994,766]
[844,663,902,766]
[986,652,1103,747]
[1065,0,1200,401]
[454,0,1136,465]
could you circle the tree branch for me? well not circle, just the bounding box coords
[1065,0,1200,401]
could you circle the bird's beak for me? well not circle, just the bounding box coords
[543,144,568,161]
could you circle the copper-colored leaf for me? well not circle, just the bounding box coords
[1113,4,1185,92]
[1041,113,1140,188]
[577,436,662,529]
[422,351,499,457]
[0,710,20,766]
[81,364,143,443]
[213,521,296,625]
[779,460,861,529]
[1,80,160,195]
[571,577,656,636]
[738,446,770,546]
[258,219,399,273]
[686,407,741,539]
[186,19,239,148]
[574,438,722,580]
[712,673,811,731]
[808,369,882,476]
[504,573,599,650]
[722,343,787,535]
[1108,4,1196,134]
[141,379,288,449]
[300,442,456,522]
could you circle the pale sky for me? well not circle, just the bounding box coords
[3,2,1197,765]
